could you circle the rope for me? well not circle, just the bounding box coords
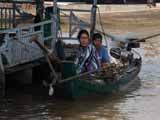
[97,6,115,43]
[97,6,112,62]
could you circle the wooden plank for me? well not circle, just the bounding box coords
[5,57,45,74]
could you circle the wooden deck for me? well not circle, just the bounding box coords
[0,20,54,97]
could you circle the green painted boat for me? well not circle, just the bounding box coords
[55,56,142,99]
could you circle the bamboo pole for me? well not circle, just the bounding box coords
[58,69,99,84]
[31,35,60,96]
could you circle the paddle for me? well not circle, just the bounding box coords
[134,33,160,42]
[30,35,60,96]
[58,69,100,84]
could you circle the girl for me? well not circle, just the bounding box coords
[75,30,100,73]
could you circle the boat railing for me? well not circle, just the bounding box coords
[52,7,92,40]
[0,20,54,68]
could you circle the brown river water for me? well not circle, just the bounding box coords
[0,10,160,120]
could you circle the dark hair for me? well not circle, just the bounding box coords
[77,29,89,40]
[92,33,102,41]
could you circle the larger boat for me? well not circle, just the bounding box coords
[0,0,143,98]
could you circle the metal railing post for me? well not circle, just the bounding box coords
[90,0,97,38]
[12,2,16,28]
[52,0,58,51]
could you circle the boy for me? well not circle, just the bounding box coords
[92,33,110,64]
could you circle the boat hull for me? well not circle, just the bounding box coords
[55,60,141,99]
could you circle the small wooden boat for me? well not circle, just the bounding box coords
[54,49,142,99]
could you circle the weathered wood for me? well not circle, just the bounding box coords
[5,57,45,74]
[0,20,53,68]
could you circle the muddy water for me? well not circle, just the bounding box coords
[0,36,159,120]
[1,10,160,120]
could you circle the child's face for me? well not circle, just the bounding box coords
[80,34,89,47]
[93,39,102,49]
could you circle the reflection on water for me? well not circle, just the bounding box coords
[0,38,160,120]
[0,85,141,120]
